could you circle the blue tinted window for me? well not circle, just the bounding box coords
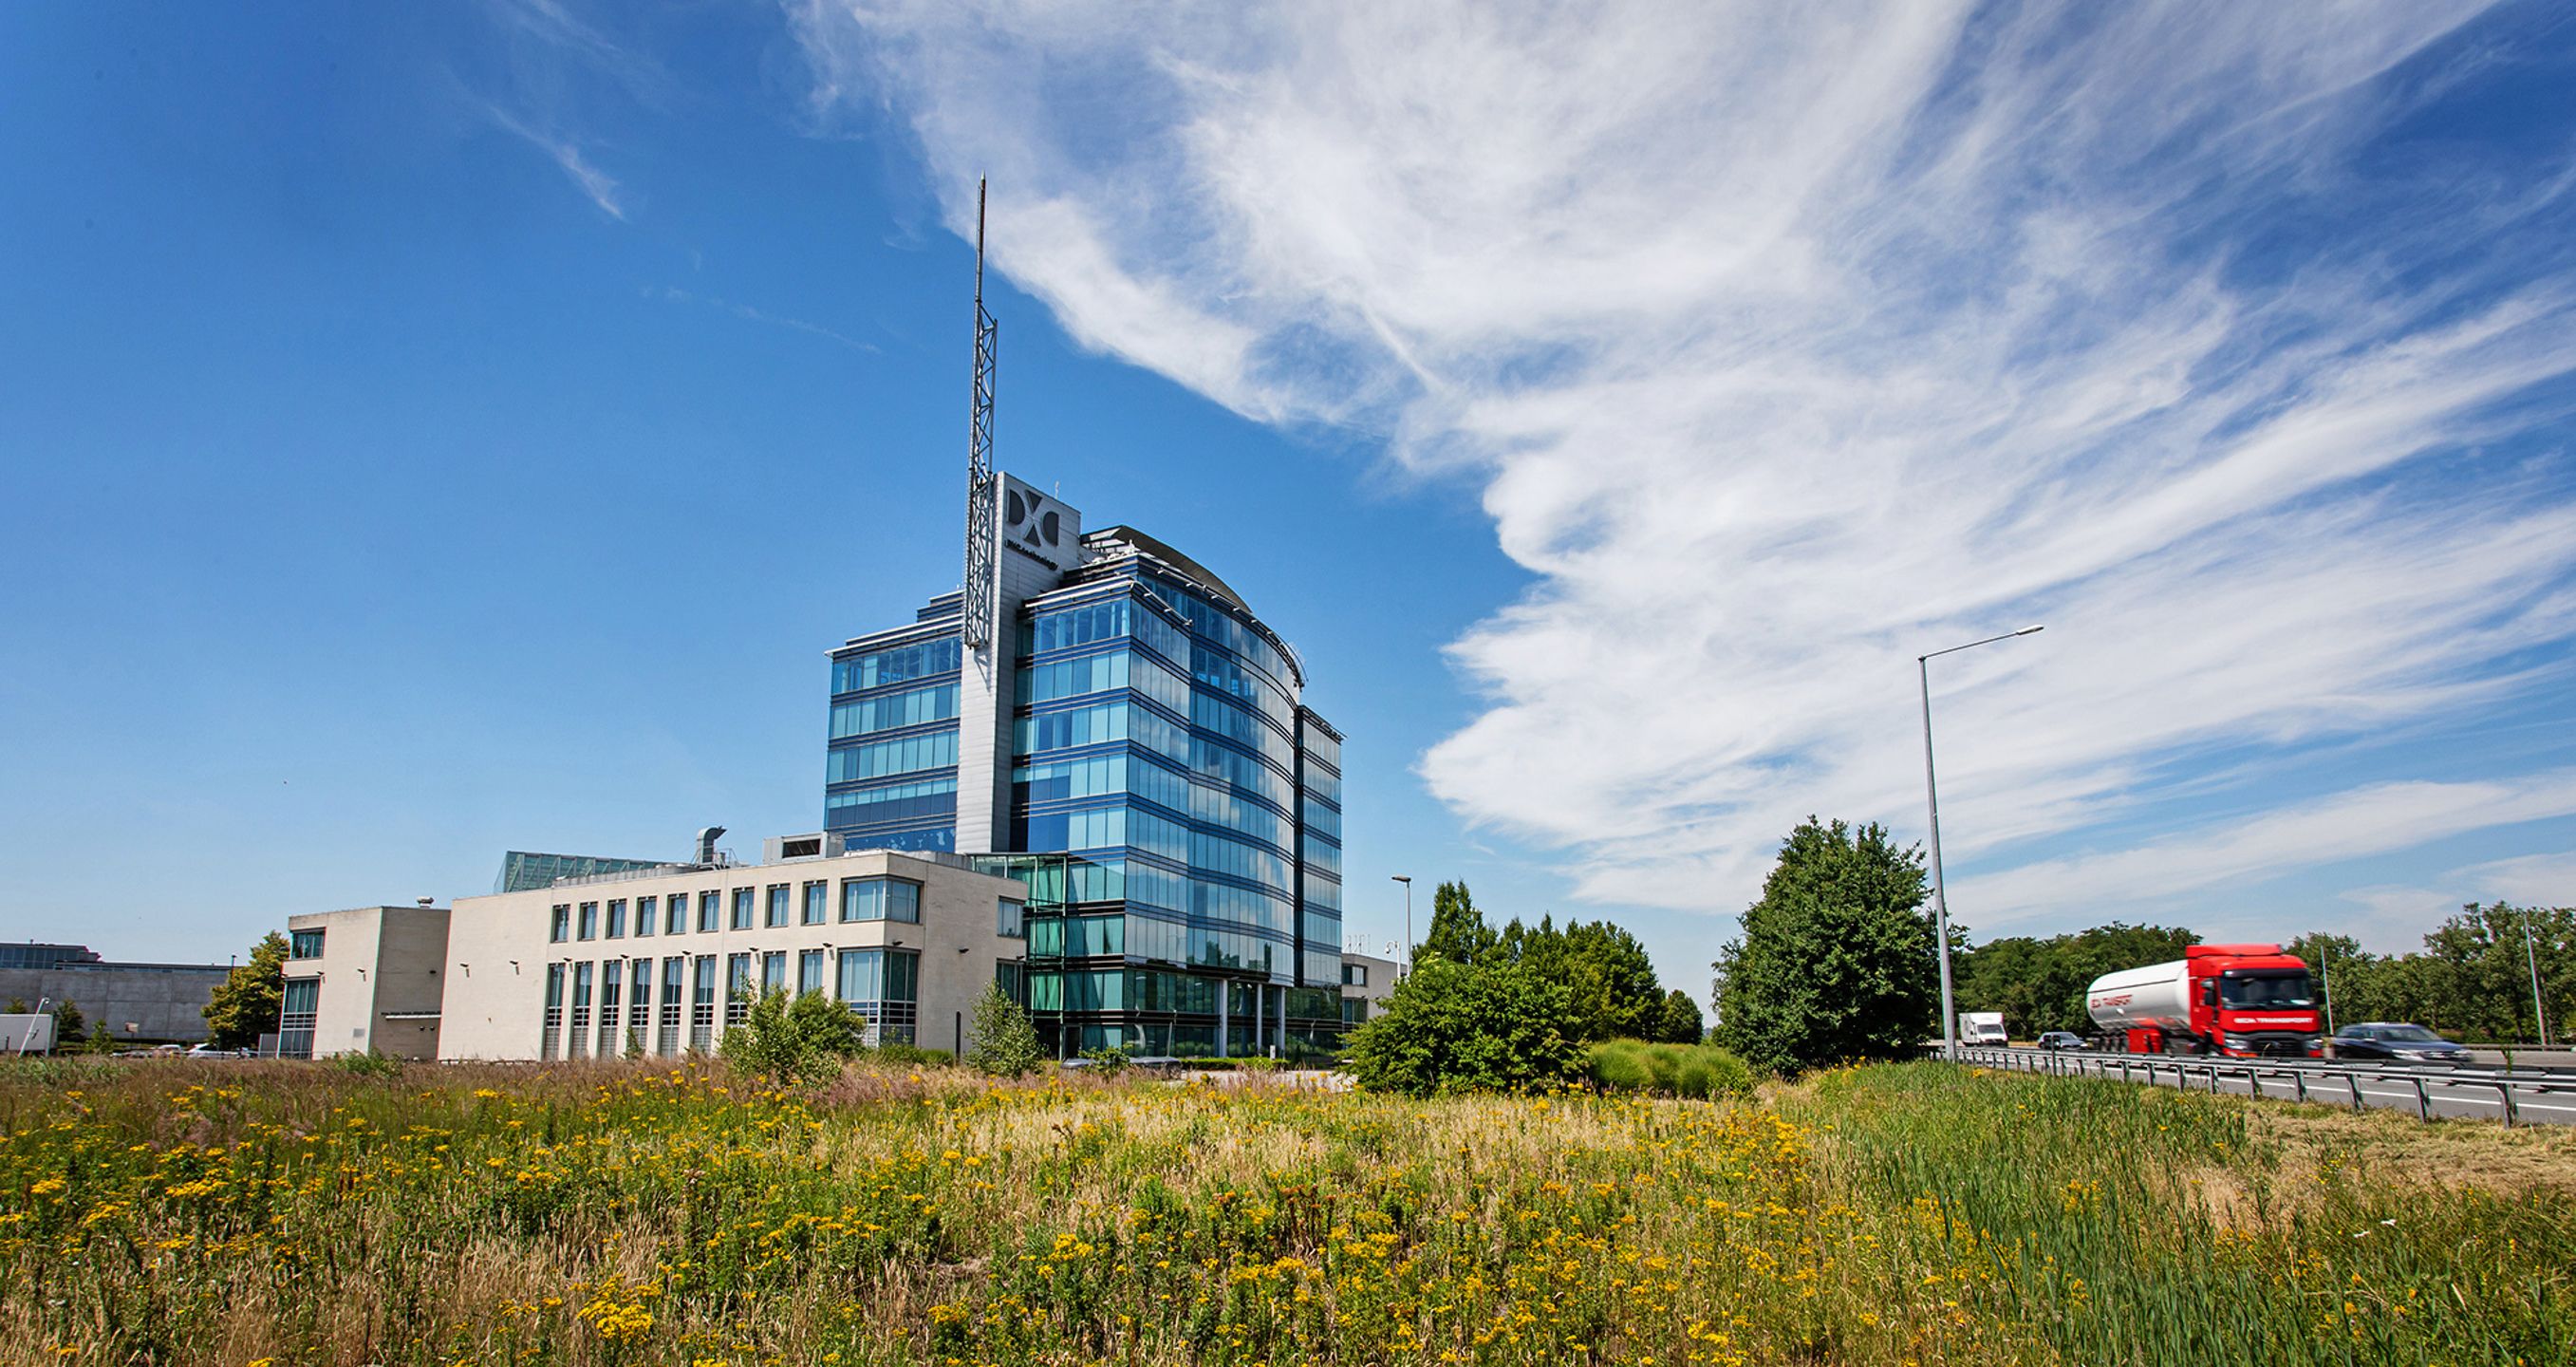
[831,637,961,694]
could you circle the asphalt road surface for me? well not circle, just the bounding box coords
[1972,1048,2576,1126]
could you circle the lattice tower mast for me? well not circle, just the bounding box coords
[961,178,999,651]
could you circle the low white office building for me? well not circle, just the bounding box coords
[436,840,1028,1061]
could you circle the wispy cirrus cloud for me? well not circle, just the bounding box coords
[645,286,877,352]
[793,2,2576,933]
[481,103,627,220]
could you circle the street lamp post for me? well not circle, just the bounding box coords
[2525,911,2551,1049]
[1391,875,1413,978]
[1919,625,2044,1060]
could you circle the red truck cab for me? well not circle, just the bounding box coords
[2086,944,2323,1058]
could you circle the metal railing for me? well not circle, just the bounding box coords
[1947,1044,2576,1127]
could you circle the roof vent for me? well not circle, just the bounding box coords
[696,826,726,866]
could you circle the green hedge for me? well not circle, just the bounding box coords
[1583,1039,1756,1099]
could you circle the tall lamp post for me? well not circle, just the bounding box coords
[1919,624,2044,1059]
[1391,875,1413,979]
[2525,910,2551,1050]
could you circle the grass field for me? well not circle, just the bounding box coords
[3,1058,2571,1366]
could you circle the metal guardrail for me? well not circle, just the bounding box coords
[1946,1044,2576,1127]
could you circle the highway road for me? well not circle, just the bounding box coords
[1956,1045,2576,1126]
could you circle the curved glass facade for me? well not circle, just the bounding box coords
[824,520,1345,1058]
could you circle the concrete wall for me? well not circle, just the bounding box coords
[0,962,229,1043]
[438,850,1028,1061]
[283,906,453,1059]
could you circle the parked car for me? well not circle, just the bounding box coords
[2331,1022,2471,1063]
[2035,1031,2086,1052]
[184,1043,252,1058]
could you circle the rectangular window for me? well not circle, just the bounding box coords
[550,906,570,944]
[762,951,787,994]
[627,959,652,1048]
[726,953,754,1026]
[698,890,719,934]
[1343,964,1368,988]
[668,895,689,936]
[998,898,1024,939]
[835,947,921,1045]
[690,955,717,1052]
[540,965,563,1060]
[635,896,657,939]
[799,947,826,994]
[606,899,626,939]
[802,881,828,926]
[279,976,320,1059]
[658,956,685,1058]
[731,889,755,931]
[839,877,924,923]
[765,884,790,928]
[569,962,594,1059]
[597,966,622,1056]
[288,928,325,959]
[577,902,600,942]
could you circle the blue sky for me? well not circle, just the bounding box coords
[3,2,2573,992]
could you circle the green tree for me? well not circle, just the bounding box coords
[964,981,1044,1077]
[203,931,289,1049]
[720,989,865,1082]
[50,999,85,1046]
[1654,989,1706,1043]
[1956,923,2198,1036]
[1344,958,1586,1096]
[1415,880,1498,966]
[1713,817,1934,1075]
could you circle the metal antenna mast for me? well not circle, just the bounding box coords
[961,178,999,651]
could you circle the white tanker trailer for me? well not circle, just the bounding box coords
[2084,944,2323,1058]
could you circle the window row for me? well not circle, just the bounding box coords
[289,928,325,959]
[1303,765,1340,806]
[1150,573,1297,695]
[1190,736,1296,812]
[1303,871,1343,913]
[829,681,960,740]
[831,727,961,783]
[549,877,921,943]
[1017,647,1192,719]
[540,948,923,1058]
[824,776,960,828]
[1191,690,1296,772]
[1017,699,1187,763]
[1021,962,1336,1017]
[1300,793,1340,841]
[832,636,961,695]
[1301,833,1342,877]
[1192,643,1295,730]
[1299,724,1341,773]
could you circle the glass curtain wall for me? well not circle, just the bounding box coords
[824,625,964,852]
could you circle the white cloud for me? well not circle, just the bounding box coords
[483,103,628,220]
[2459,852,2576,908]
[795,2,2576,932]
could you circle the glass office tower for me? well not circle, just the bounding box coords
[825,487,1344,1058]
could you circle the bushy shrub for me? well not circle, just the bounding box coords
[964,983,1044,1077]
[333,1050,403,1079]
[721,989,865,1082]
[1583,1039,1755,1099]
[1344,959,1586,1095]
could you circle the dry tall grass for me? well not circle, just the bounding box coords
[3,1056,2568,1365]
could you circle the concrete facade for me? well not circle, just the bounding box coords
[0,947,230,1044]
[282,906,452,1059]
[1338,951,1398,1025]
[436,848,1029,1061]
[955,472,1084,853]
